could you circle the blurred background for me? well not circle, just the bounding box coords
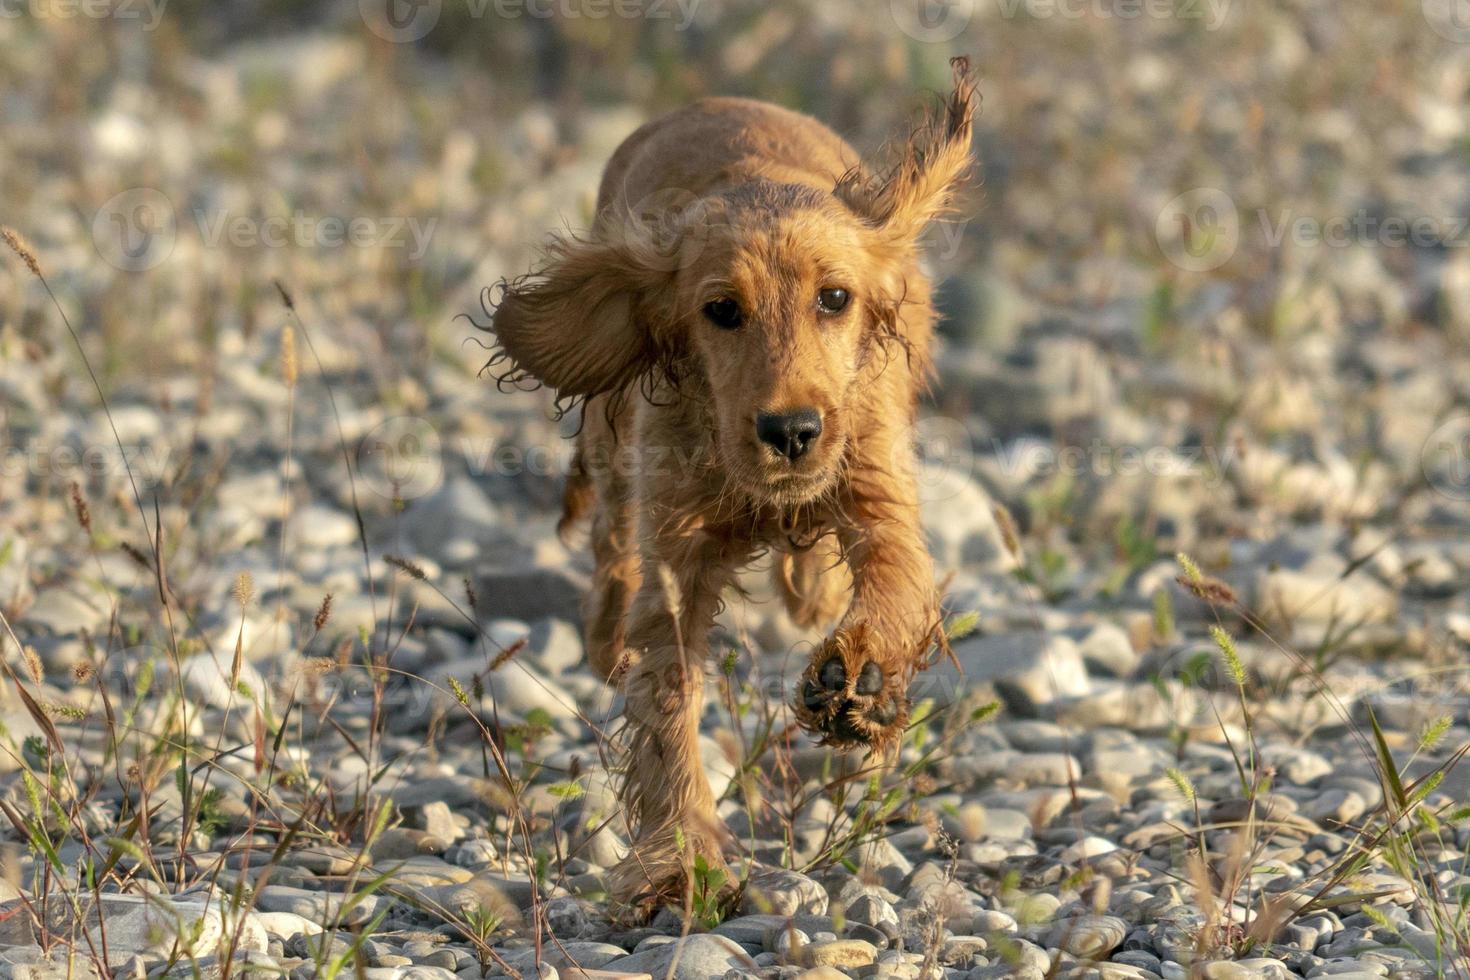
[2,0,1469,691]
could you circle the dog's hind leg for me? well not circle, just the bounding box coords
[586,494,639,680]
[576,406,642,681]
[557,447,595,541]
[774,535,851,631]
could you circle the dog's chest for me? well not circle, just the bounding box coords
[752,503,836,554]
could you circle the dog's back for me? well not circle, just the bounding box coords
[595,97,861,220]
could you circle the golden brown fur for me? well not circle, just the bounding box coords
[484,59,977,909]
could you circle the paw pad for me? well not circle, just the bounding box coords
[792,624,911,751]
[819,657,847,690]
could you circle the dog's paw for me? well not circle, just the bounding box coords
[607,830,735,920]
[793,621,911,751]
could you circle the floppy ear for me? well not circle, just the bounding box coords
[486,233,673,402]
[837,56,978,242]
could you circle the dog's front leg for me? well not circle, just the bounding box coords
[795,459,939,752]
[608,525,742,910]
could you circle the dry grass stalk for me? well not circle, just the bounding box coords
[281,325,298,386]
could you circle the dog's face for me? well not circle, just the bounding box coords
[487,77,974,512]
[484,183,919,507]
[674,189,884,506]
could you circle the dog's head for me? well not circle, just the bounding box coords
[487,60,976,507]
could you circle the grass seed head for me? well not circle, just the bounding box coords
[1210,624,1246,688]
[69,482,92,534]
[490,636,526,671]
[1175,573,1238,605]
[232,571,256,608]
[384,555,426,580]
[21,646,43,684]
[1419,715,1452,753]
[1,227,40,277]
[993,503,1022,560]
[313,592,334,632]
[1165,766,1196,803]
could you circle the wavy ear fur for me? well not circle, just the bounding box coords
[488,233,674,402]
[837,56,978,242]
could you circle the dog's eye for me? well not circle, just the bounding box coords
[817,287,850,314]
[703,298,743,329]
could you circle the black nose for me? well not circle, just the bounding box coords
[756,409,823,461]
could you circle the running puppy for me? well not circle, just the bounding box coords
[483,58,977,907]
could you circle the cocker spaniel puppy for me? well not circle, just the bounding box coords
[484,58,977,907]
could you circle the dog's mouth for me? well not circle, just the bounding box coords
[739,444,844,505]
[724,467,831,509]
[766,466,833,494]
[713,424,847,507]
